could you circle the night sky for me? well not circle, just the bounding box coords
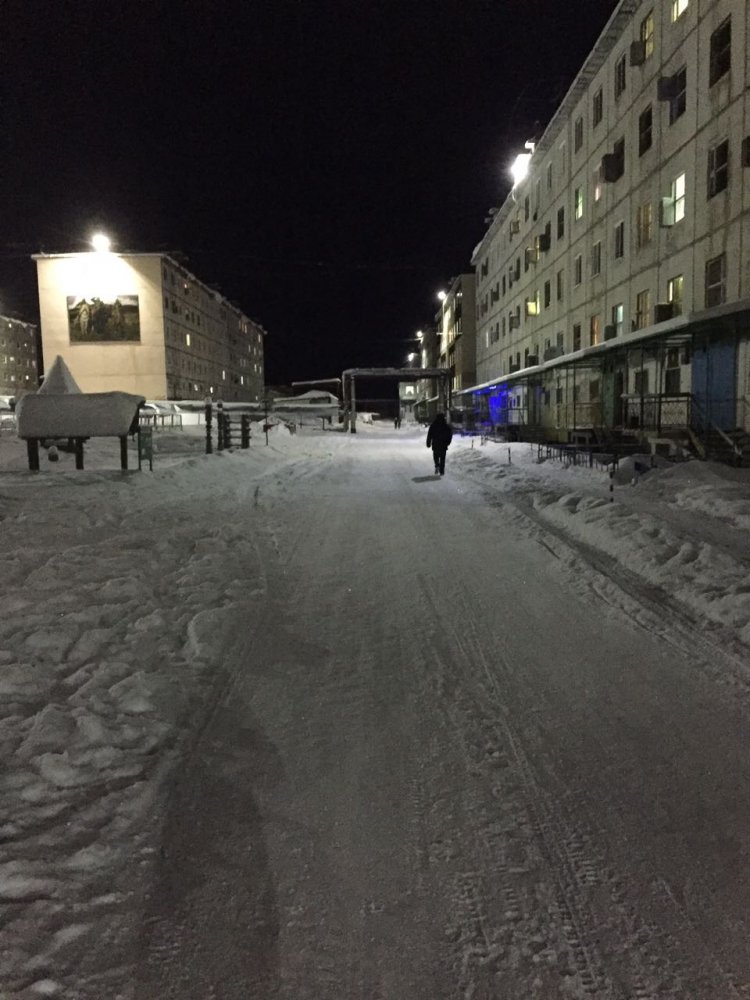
[2,0,618,386]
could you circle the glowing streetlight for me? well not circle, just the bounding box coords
[416,330,423,340]
[509,140,536,188]
[407,353,416,362]
[91,232,111,253]
[437,290,447,302]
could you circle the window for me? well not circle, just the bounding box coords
[525,291,541,317]
[185,333,191,347]
[671,0,688,21]
[612,303,624,337]
[634,290,651,330]
[640,11,655,58]
[673,173,686,222]
[636,202,653,247]
[614,54,627,99]
[556,269,564,302]
[709,17,731,85]
[669,67,686,124]
[524,196,530,221]
[574,186,584,220]
[593,163,603,203]
[557,206,565,240]
[574,254,583,286]
[638,106,653,155]
[590,315,602,346]
[574,116,584,152]
[707,139,729,198]
[559,141,566,175]
[667,274,684,315]
[573,323,582,351]
[614,220,625,259]
[662,172,686,225]
[593,88,603,127]
[592,240,602,277]
[634,369,650,394]
[547,161,553,190]
[705,254,726,307]
[544,280,551,309]
[665,367,681,394]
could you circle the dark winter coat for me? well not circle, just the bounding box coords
[426,414,453,452]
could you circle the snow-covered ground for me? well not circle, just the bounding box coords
[2,421,750,998]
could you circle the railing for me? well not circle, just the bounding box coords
[622,393,690,432]
[139,411,183,429]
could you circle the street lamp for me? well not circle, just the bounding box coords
[437,290,447,302]
[91,232,111,253]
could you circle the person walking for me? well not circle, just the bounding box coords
[426,412,453,476]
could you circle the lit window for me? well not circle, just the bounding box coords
[186,333,191,346]
[590,315,601,346]
[707,139,729,198]
[593,163,603,202]
[612,303,624,338]
[673,173,686,222]
[634,290,651,330]
[671,0,688,21]
[662,173,686,226]
[705,254,726,308]
[574,187,584,220]
[640,11,655,58]
[636,202,653,247]
[667,274,684,315]
[709,18,731,85]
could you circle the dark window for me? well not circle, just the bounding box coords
[638,106,653,155]
[709,17,731,86]
[665,368,680,394]
[705,254,726,307]
[557,206,565,240]
[593,88,603,127]
[669,67,687,124]
[574,255,582,286]
[544,281,551,308]
[556,269,564,302]
[524,196,530,221]
[707,139,729,198]
[614,54,627,99]
[614,221,625,259]
[574,116,583,152]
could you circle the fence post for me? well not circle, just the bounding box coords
[205,401,213,454]
[609,467,614,502]
[241,414,250,448]
[217,403,224,451]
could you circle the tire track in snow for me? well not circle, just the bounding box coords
[416,571,688,1000]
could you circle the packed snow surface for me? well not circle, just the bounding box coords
[2,420,750,999]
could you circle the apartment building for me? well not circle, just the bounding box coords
[0,315,39,397]
[33,251,265,402]
[437,274,477,399]
[466,0,750,448]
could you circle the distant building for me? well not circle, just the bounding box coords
[414,325,440,423]
[0,314,39,397]
[466,0,750,455]
[437,275,476,427]
[32,251,265,402]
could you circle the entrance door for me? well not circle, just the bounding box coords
[691,338,736,430]
[602,369,625,429]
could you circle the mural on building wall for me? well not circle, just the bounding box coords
[67,295,141,342]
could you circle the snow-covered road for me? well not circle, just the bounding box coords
[3,425,750,998]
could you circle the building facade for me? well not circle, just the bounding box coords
[33,252,265,402]
[466,0,750,452]
[438,274,477,401]
[0,315,39,397]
